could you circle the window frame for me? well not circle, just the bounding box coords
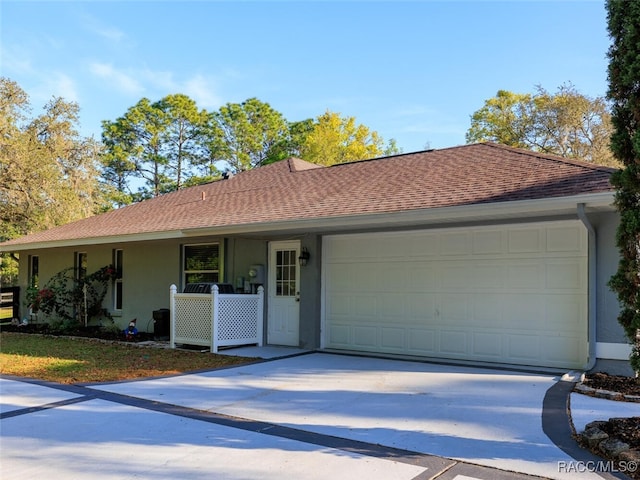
[28,255,39,288]
[113,249,123,311]
[75,251,87,281]
[182,242,222,287]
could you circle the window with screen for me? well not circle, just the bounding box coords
[183,244,220,285]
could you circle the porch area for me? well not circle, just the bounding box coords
[169,284,265,353]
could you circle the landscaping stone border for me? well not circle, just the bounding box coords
[574,382,640,403]
[574,382,640,479]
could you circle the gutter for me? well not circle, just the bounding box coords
[0,192,616,253]
[577,203,597,371]
[180,192,616,237]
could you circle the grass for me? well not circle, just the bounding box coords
[0,332,254,384]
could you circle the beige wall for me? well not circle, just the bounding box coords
[15,235,273,332]
[116,239,181,331]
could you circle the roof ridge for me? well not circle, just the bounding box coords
[480,142,618,173]
[287,157,324,172]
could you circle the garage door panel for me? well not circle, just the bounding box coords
[472,332,504,358]
[440,330,468,354]
[472,229,504,254]
[384,266,409,291]
[406,293,438,320]
[381,327,405,349]
[328,324,351,346]
[507,263,543,289]
[440,232,470,255]
[547,225,584,252]
[379,293,407,317]
[508,228,543,253]
[440,294,469,322]
[441,264,469,289]
[545,296,586,331]
[327,264,353,290]
[408,266,437,289]
[408,328,437,352]
[353,325,377,347]
[471,294,504,324]
[507,335,542,361]
[545,335,585,363]
[323,221,588,369]
[472,264,506,289]
[545,262,585,290]
[409,234,440,257]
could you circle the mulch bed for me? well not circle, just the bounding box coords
[579,372,640,450]
[583,372,640,397]
[575,372,640,479]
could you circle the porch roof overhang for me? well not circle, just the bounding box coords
[1,191,615,252]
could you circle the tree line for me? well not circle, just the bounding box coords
[101,95,401,205]
[0,77,618,284]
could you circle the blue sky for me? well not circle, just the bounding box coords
[1,0,610,154]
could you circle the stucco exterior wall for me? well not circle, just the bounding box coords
[299,234,322,349]
[589,210,634,375]
[225,238,268,290]
[17,245,114,323]
[118,240,181,332]
[17,239,202,331]
[591,211,624,343]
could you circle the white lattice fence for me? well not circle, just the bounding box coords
[170,285,264,352]
[214,289,264,352]
[172,293,212,347]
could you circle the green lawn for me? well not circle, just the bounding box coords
[0,332,253,384]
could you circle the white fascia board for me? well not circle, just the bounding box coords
[0,230,186,252]
[1,192,615,251]
[181,192,616,237]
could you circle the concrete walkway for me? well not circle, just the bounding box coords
[2,351,639,480]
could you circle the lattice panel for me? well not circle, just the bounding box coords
[174,295,212,341]
[217,297,259,341]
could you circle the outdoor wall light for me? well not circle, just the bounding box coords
[298,247,310,267]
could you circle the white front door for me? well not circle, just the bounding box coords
[268,241,301,346]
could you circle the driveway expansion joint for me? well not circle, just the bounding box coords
[4,357,626,480]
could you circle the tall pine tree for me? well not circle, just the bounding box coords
[607,0,640,372]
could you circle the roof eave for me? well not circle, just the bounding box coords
[0,191,615,252]
[0,229,187,253]
[182,191,616,236]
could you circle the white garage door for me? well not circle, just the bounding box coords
[323,221,588,369]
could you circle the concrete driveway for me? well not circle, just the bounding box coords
[2,351,639,480]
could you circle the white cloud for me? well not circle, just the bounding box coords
[1,42,78,105]
[89,62,144,96]
[78,11,126,43]
[88,61,222,108]
[183,74,221,109]
[0,44,34,75]
[42,73,79,103]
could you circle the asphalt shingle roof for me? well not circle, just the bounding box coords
[0,143,615,248]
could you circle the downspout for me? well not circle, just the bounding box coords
[577,203,597,371]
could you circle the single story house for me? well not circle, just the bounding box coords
[0,143,632,374]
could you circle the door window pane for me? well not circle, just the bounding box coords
[276,249,296,297]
